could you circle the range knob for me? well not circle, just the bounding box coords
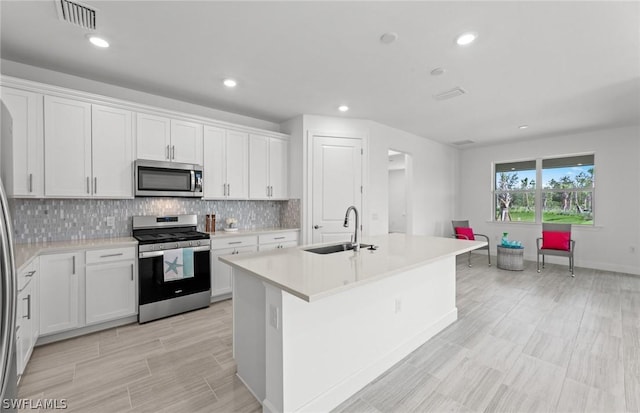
[175,243,179,248]
[189,241,194,247]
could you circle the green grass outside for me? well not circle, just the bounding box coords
[497,210,593,225]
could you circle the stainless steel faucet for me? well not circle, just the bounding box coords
[343,205,360,251]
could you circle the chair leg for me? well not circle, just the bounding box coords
[537,252,541,273]
[570,256,575,277]
[468,251,472,267]
[487,248,491,266]
[542,255,545,269]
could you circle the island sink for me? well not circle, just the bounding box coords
[304,242,371,255]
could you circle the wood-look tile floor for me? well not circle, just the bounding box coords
[19,257,640,412]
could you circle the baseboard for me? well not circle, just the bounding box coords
[37,315,138,345]
[295,308,458,413]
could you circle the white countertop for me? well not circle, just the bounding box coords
[207,227,299,238]
[220,233,487,302]
[14,237,138,270]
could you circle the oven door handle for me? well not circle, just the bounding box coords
[139,245,210,259]
[190,170,196,192]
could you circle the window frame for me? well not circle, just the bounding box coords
[492,154,595,226]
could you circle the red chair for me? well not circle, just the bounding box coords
[452,220,491,267]
[536,223,575,276]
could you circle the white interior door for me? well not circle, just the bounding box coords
[312,136,362,244]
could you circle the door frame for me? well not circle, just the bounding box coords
[387,148,414,235]
[303,130,368,245]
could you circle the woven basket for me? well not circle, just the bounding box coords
[497,246,524,271]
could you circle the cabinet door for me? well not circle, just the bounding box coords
[170,119,202,164]
[44,96,92,197]
[136,113,171,161]
[249,134,270,199]
[269,137,288,199]
[203,126,226,198]
[225,130,249,199]
[211,245,256,297]
[39,252,81,335]
[16,280,34,376]
[0,87,44,197]
[86,260,136,324]
[91,105,133,198]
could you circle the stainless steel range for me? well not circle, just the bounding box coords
[133,215,210,323]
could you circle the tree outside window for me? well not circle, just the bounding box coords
[494,161,536,222]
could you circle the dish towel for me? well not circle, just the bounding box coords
[163,248,194,282]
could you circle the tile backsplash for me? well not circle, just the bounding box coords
[9,198,300,244]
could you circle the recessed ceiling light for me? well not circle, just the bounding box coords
[430,67,446,76]
[380,32,399,44]
[87,34,109,48]
[338,105,349,112]
[518,125,529,130]
[456,32,477,46]
[223,79,237,88]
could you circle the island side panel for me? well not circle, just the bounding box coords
[233,269,267,403]
[275,256,457,413]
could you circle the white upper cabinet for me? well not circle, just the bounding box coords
[0,87,44,197]
[203,126,248,199]
[171,119,203,165]
[44,96,92,197]
[249,134,288,199]
[44,96,133,198]
[136,113,202,165]
[135,113,171,162]
[91,105,134,198]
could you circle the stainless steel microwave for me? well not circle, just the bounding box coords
[134,160,203,197]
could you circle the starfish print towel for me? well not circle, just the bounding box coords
[163,248,194,281]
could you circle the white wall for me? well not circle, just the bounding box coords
[1,59,280,132]
[388,168,407,233]
[458,125,640,275]
[282,115,459,243]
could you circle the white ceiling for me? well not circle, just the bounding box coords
[1,1,639,146]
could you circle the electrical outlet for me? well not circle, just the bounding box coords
[269,305,279,329]
[395,298,402,314]
[106,216,115,227]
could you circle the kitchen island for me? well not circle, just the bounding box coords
[220,234,486,413]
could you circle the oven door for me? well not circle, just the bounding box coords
[135,160,203,197]
[138,246,210,305]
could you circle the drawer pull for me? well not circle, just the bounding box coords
[274,236,285,240]
[131,263,134,281]
[72,255,76,274]
[100,253,124,258]
[23,294,31,320]
[24,270,36,277]
[228,241,242,245]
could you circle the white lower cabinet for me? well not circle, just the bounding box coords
[257,231,299,251]
[39,246,137,336]
[16,257,39,378]
[211,236,257,299]
[39,252,82,336]
[85,251,136,325]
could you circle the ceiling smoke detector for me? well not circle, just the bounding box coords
[55,0,97,30]
[434,87,467,101]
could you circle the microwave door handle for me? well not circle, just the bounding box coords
[191,170,196,191]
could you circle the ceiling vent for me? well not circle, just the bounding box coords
[55,0,97,30]
[434,87,466,101]
[451,140,475,146]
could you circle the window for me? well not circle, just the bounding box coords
[494,154,595,225]
[495,161,536,222]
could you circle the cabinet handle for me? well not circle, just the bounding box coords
[29,173,33,193]
[131,263,134,281]
[23,294,31,320]
[227,184,231,197]
[274,236,285,240]
[314,225,323,229]
[223,183,227,196]
[228,241,242,245]
[100,253,123,258]
[25,270,36,277]
[172,145,176,160]
[166,145,170,160]
[86,177,90,194]
[94,177,97,194]
[72,255,76,274]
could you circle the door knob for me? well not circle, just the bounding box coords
[314,225,323,229]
